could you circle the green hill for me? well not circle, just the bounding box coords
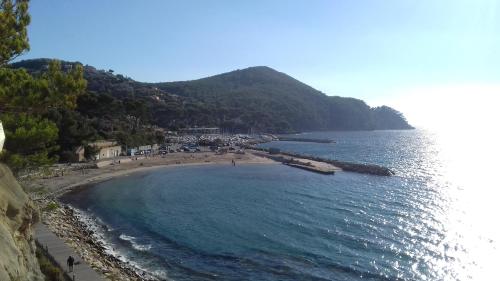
[11,59,413,133]
[154,66,413,132]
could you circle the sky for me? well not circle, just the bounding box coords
[19,0,500,128]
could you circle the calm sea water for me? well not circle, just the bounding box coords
[63,130,499,280]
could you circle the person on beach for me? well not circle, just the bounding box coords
[67,256,74,272]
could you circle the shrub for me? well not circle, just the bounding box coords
[44,202,59,212]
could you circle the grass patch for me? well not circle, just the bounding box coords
[44,202,59,212]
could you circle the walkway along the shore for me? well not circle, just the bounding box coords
[35,223,104,281]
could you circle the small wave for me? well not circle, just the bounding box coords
[66,206,162,279]
[152,269,169,279]
[132,243,153,252]
[119,234,152,252]
[119,234,136,242]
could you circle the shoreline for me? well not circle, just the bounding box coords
[59,161,276,199]
[27,149,343,280]
[26,151,277,197]
[41,201,159,280]
[27,151,278,280]
[58,161,232,198]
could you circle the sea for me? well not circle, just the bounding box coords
[62,129,499,281]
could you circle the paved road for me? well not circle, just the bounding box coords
[35,223,105,281]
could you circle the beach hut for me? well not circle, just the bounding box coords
[0,121,5,153]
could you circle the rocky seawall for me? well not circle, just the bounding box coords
[277,137,335,143]
[248,146,394,176]
[0,163,44,281]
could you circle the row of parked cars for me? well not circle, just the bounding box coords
[129,144,243,156]
[180,144,201,153]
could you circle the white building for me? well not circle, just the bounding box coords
[88,140,122,160]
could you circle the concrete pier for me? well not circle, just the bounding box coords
[251,150,340,174]
[285,163,335,174]
[249,147,394,176]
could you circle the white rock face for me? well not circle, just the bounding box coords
[0,121,4,153]
[0,163,44,281]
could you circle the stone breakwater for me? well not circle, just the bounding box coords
[277,137,336,143]
[40,199,158,281]
[249,146,394,176]
[327,159,394,176]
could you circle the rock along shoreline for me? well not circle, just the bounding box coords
[40,197,160,281]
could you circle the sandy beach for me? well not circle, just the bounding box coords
[25,151,277,280]
[24,151,276,195]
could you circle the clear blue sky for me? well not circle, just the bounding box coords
[20,0,500,126]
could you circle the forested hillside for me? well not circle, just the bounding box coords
[158,66,413,132]
[12,59,413,134]
[4,59,164,171]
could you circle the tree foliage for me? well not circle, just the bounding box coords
[155,66,413,132]
[0,0,30,66]
[0,1,89,171]
[1,113,59,170]
[0,62,86,171]
[75,92,161,147]
[0,61,86,112]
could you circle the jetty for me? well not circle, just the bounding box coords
[249,147,393,176]
[285,163,335,174]
[277,137,335,143]
[251,150,339,175]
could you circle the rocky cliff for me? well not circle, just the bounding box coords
[0,163,44,281]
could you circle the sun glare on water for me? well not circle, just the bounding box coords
[393,84,500,280]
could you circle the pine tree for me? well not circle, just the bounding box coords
[0,0,30,66]
[0,0,87,172]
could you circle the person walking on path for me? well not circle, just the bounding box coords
[67,256,75,272]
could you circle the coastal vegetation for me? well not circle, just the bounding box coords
[14,60,413,135]
[0,1,160,172]
[157,66,413,132]
[0,60,86,172]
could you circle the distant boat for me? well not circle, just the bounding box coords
[0,121,5,153]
